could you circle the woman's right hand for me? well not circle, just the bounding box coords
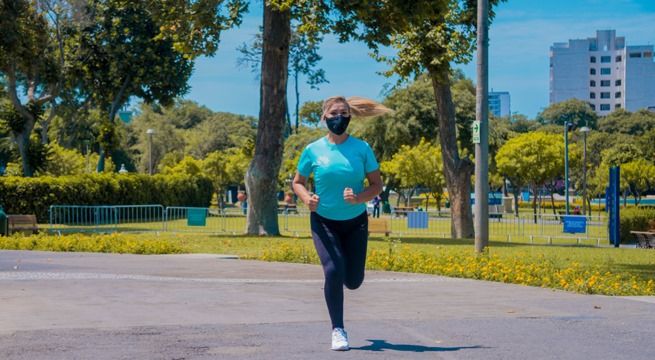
[306,194,320,212]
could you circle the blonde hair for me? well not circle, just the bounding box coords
[322,96,393,119]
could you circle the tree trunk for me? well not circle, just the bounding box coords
[244,3,291,236]
[512,189,520,216]
[549,187,557,216]
[15,133,33,177]
[429,67,474,239]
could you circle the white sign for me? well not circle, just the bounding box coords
[472,121,481,144]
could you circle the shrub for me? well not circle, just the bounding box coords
[620,207,655,243]
[256,241,655,296]
[0,173,213,222]
[0,233,186,254]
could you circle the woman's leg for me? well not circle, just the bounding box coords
[340,212,369,290]
[310,213,346,329]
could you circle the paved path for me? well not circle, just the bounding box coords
[0,250,653,360]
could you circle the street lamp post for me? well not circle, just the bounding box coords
[564,121,573,215]
[146,128,155,175]
[579,126,591,216]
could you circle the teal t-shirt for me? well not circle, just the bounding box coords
[297,135,379,221]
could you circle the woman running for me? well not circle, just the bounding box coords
[292,96,390,351]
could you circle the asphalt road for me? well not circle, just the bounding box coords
[0,250,653,360]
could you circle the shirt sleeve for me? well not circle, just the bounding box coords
[296,147,313,177]
[364,142,379,173]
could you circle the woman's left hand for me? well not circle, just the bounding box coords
[343,187,359,204]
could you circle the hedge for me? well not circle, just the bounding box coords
[620,207,655,244]
[0,173,213,222]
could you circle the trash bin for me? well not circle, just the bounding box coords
[0,205,7,236]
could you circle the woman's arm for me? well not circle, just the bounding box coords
[344,170,383,204]
[292,172,319,211]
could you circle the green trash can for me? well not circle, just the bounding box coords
[0,205,7,236]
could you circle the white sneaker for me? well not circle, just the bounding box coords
[331,328,349,351]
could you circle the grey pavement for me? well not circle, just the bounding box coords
[0,250,654,360]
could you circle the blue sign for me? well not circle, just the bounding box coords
[408,211,428,229]
[521,191,531,202]
[187,208,207,226]
[608,167,620,247]
[563,216,586,234]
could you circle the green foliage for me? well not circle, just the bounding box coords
[601,143,644,167]
[381,138,445,209]
[599,109,655,136]
[0,173,213,222]
[537,99,598,129]
[0,233,186,254]
[496,132,577,189]
[620,207,655,244]
[298,101,322,125]
[621,159,655,204]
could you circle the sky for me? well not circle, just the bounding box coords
[183,0,655,119]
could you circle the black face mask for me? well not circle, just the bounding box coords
[325,115,351,135]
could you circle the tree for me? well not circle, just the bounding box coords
[70,0,246,171]
[331,0,504,239]
[599,109,655,136]
[238,29,328,133]
[381,138,445,211]
[0,0,58,176]
[298,100,322,126]
[495,132,572,222]
[244,2,292,235]
[203,148,252,208]
[537,99,598,129]
[621,159,655,206]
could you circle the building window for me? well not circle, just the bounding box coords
[590,68,596,75]
[601,56,611,63]
[590,56,596,63]
[615,92,621,98]
[616,104,622,109]
[600,104,610,111]
[590,80,596,87]
[616,55,622,62]
[629,52,642,58]
[590,92,596,99]
[601,80,611,87]
[590,104,596,111]
[645,52,653,58]
[601,92,611,99]
[615,79,622,86]
[601,68,611,75]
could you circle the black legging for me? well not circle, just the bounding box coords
[310,211,368,329]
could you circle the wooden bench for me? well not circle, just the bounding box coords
[630,231,655,249]
[368,218,390,237]
[8,214,39,235]
[277,203,298,214]
[392,206,415,217]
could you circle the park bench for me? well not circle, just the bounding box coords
[8,214,39,235]
[368,217,391,237]
[392,206,415,217]
[630,231,655,249]
[278,203,298,214]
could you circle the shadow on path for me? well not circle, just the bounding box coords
[351,339,487,353]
